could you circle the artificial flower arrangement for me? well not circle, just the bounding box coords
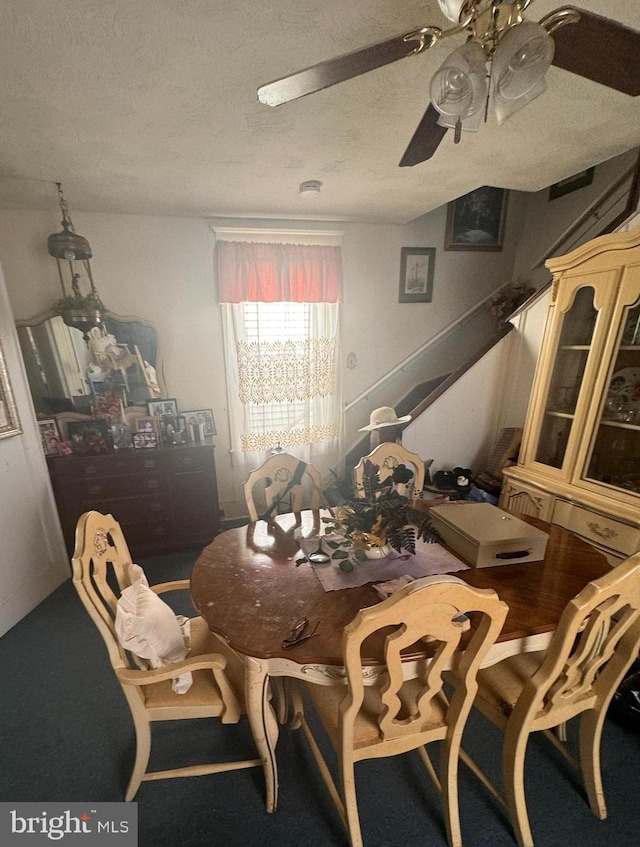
[489,280,535,323]
[299,460,440,573]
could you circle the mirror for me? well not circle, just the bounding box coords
[16,310,165,417]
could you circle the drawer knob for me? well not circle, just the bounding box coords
[147,479,160,489]
[84,465,98,475]
[150,502,163,512]
[143,460,157,469]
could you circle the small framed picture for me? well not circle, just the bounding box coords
[445,186,508,251]
[38,419,61,456]
[66,419,111,454]
[147,398,178,418]
[398,247,435,303]
[183,409,217,439]
[134,417,159,449]
[549,167,595,201]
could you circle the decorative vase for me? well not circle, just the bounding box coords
[352,531,392,560]
[363,543,392,560]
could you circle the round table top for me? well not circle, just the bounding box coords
[190,509,611,666]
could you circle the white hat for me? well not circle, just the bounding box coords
[358,406,412,432]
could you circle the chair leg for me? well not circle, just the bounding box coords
[126,718,151,801]
[341,754,364,847]
[579,709,608,820]
[440,739,463,847]
[273,678,289,725]
[503,724,535,847]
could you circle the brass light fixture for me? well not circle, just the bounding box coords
[48,182,104,339]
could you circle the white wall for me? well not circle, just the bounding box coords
[0,261,68,637]
[512,148,639,289]
[403,337,512,474]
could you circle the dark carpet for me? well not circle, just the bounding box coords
[2,548,640,847]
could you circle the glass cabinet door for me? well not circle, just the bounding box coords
[535,286,597,468]
[584,296,640,494]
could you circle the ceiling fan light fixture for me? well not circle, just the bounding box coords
[493,21,555,101]
[437,0,466,23]
[430,42,488,127]
[493,76,547,125]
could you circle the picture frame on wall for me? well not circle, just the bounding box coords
[548,167,595,201]
[398,248,436,303]
[0,340,21,440]
[445,186,508,251]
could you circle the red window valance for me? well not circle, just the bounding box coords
[216,240,342,303]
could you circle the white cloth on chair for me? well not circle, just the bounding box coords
[115,564,193,693]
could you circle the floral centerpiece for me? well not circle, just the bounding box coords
[300,460,440,573]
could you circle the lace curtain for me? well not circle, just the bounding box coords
[217,240,343,498]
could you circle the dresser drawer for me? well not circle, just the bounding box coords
[117,518,173,549]
[552,500,640,557]
[85,494,172,524]
[48,452,163,478]
[164,447,213,472]
[78,471,167,499]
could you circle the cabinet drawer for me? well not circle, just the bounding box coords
[79,472,167,499]
[164,447,213,472]
[552,500,640,557]
[48,452,163,478]
[117,518,173,548]
[500,479,554,521]
[84,494,172,524]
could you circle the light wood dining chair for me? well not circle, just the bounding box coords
[291,575,508,847]
[459,551,640,847]
[71,510,261,801]
[354,442,425,498]
[243,451,323,521]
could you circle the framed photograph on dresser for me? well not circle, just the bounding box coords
[38,419,60,455]
[147,398,178,418]
[183,409,216,439]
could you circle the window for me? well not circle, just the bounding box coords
[216,237,343,494]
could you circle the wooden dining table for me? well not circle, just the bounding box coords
[190,508,611,813]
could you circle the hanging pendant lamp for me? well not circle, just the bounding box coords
[48,183,104,340]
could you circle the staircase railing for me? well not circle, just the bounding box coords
[345,151,640,459]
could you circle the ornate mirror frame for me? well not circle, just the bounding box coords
[15,309,166,421]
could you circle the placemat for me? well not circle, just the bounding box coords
[297,533,468,592]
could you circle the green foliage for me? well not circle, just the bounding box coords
[322,460,440,563]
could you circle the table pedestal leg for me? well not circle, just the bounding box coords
[245,656,279,812]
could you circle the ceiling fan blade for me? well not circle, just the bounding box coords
[258,30,433,106]
[399,104,448,167]
[550,7,640,96]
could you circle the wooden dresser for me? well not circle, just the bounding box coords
[47,442,221,558]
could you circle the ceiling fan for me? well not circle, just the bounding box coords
[257,1,640,167]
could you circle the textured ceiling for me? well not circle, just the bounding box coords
[0,0,639,224]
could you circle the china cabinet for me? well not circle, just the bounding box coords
[500,228,640,563]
